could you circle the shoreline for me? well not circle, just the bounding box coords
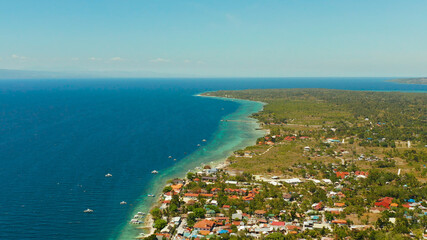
[115,93,266,239]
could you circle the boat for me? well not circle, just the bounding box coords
[83,208,94,213]
[202,139,206,142]
[168,156,172,159]
[137,212,145,215]
[151,170,158,174]
[120,201,127,205]
[197,144,201,147]
[105,173,112,177]
[147,194,155,197]
[173,159,177,161]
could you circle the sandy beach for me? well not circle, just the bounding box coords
[116,94,265,239]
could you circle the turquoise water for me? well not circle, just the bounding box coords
[116,97,265,239]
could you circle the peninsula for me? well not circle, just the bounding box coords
[389,78,427,85]
[141,89,426,240]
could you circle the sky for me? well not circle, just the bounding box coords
[0,0,426,77]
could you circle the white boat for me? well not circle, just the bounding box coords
[137,212,145,215]
[168,156,172,159]
[147,194,155,197]
[105,173,112,177]
[130,219,142,224]
[120,201,127,205]
[151,170,158,174]
[84,208,94,213]
[202,139,206,142]
[197,144,201,147]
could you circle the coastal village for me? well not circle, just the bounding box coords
[137,89,426,240]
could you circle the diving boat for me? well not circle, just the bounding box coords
[151,170,158,174]
[120,201,127,205]
[83,208,94,213]
[105,173,112,177]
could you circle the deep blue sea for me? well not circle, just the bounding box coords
[0,78,425,239]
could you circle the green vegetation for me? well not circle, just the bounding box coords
[144,89,426,240]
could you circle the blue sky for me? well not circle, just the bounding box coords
[0,0,426,77]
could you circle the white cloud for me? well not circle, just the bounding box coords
[88,57,102,61]
[184,59,191,63]
[150,58,170,63]
[11,54,28,60]
[110,57,124,61]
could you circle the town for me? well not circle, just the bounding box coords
[140,89,426,240]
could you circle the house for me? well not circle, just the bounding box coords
[200,193,214,198]
[211,188,221,194]
[222,205,231,210]
[155,233,171,240]
[171,217,181,225]
[244,151,253,158]
[193,219,215,231]
[326,138,341,143]
[313,202,323,211]
[171,184,183,193]
[283,193,292,201]
[270,221,286,230]
[286,225,301,232]
[224,188,247,195]
[184,193,199,199]
[335,172,350,179]
[375,197,393,208]
[331,219,347,225]
[284,178,302,184]
[202,176,217,182]
[334,203,346,207]
[254,210,266,218]
[232,211,243,220]
[355,171,369,177]
[172,178,185,185]
[225,180,238,185]
[243,195,254,202]
[370,207,387,213]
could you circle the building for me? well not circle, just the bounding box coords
[193,219,215,231]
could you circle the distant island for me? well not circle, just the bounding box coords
[388,77,427,85]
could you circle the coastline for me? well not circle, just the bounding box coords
[115,93,266,239]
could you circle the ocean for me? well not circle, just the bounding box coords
[0,78,425,240]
